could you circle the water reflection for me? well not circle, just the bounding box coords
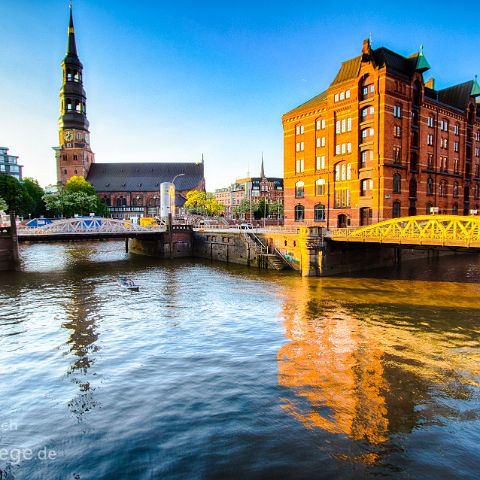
[278,278,480,465]
[62,280,100,421]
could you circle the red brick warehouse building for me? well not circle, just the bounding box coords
[282,39,480,227]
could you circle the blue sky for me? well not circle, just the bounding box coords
[0,0,479,190]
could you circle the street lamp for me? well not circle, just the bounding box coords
[170,173,185,221]
[167,173,185,259]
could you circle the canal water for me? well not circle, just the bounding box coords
[0,241,479,480]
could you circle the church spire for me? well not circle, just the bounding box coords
[260,153,265,179]
[56,2,94,186]
[66,1,78,58]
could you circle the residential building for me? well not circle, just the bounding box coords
[214,159,284,218]
[282,39,480,227]
[0,147,23,182]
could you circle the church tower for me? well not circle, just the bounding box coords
[55,3,94,185]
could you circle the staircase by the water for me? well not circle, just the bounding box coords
[240,230,294,271]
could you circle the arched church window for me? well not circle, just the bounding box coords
[66,68,72,81]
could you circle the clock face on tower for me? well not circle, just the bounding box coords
[64,130,73,142]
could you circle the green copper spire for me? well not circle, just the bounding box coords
[415,45,430,73]
[471,75,480,97]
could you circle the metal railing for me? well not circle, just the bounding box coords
[18,217,157,236]
[327,215,480,248]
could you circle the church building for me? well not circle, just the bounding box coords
[54,5,205,218]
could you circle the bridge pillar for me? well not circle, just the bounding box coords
[0,212,19,271]
[299,227,323,276]
[127,227,193,258]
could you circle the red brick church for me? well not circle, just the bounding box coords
[54,5,205,218]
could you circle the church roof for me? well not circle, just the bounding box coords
[87,162,205,192]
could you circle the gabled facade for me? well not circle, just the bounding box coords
[282,39,480,227]
[214,159,284,218]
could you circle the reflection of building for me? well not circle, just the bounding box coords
[0,147,23,181]
[62,265,101,421]
[283,38,480,227]
[54,5,205,218]
[276,277,480,464]
[214,158,283,218]
[279,304,390,448]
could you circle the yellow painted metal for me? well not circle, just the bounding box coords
[328,215,480,248]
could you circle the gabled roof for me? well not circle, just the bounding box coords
[437,81,475,110]
[372,47,418,78]
[284,41,476,118]
[86,162,205,193]
[331,56,362,85]
[285,45,421,117]
[284,90,327,117]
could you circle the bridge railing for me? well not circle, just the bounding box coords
[326,215,480,248]
[17,217,160,236]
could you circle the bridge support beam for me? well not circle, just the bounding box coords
[321,241,399,276]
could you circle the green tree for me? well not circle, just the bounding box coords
[43,191,63,216]
[253,198,268,220]
[204,193,224,217]
[269,200,284,218]
[184,190,207,214]
[233,199,252,217]
[22,178,46,217]
[185,190,225,217]
[0,174,33,216]
[0,196,7,211]
[64,176,96,195]
[43,177,109,217]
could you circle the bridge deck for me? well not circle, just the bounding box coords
[17,217,192,242]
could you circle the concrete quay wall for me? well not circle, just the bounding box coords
[192,228,440,276]
[192,231,258,267]
[128,231,192,258]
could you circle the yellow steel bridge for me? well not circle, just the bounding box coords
[327,215,480,249]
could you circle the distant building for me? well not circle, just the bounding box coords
[0,147,23,182]
[214,159,283,218]
[54,5,205,218]
[282,38,480,227]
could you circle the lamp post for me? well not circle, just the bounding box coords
[167,173,185,258]
[249,182,252,224]
[263,197,267,229]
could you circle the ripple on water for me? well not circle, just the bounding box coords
[0,241,479,479]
